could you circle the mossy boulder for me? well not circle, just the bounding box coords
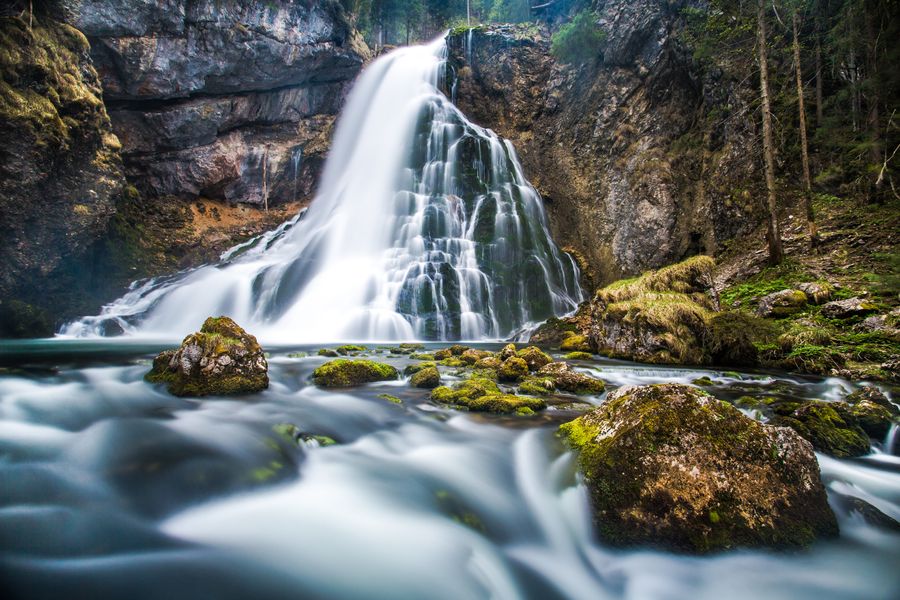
[312,359,398,387]
[537,362,605,395]
[770,401,871,457]
[518,376,556,396]
[517,346,553,371]
[318,348,339,357]
[797,282,833,305]
[848,400,895,439]
[755,289,808,318]
[145,316,268,397]
[498,343,518,360]
[336,344,367,355]
[564,351,594,360]
[474,356,503,370]
[558,334,591,352]
[410,366,441,389]
[559,384,838,553]
[588,256,719,365]
[430,377,545,414]
[460,348,492,364]
[846,386,897,415]
[404,361,437,376]
[498,357,529,382]
[529,316,582,347]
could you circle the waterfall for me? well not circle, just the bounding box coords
[63,36,581,343]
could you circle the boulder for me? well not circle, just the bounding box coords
[756,289,808,318]
[536,362,605,395]
[145,316,268,396]
[498,343,518,360]
[821,297,879,319]
[560,384,838,552]
[770,401,871,457]
[312,359,398,387]
[559,334,591,352]
[498,357,529,382]
[516,346,553,371]
[410,366,441,389]
[431,378,545,414]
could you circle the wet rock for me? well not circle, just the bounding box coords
[498,343,518,361]
[797,282,833,305]
[529,316,584,348]
[431,378,545,414]
[560,384,838,552]
[559,334,591,352]
[403,361,436,376]
[756,290,808,318]
[312,359,398,387]
[460,349,493,365]
[474,356,503,370]
[564,351,594,360]
[770,401,871,457]
[410,366,441,389]
[498,357,529,382]
[536,362,605,395]
[821,297,879,320]
[516,346,553,371]
[145,316,268,396]
[846,386,898,415]
[848,400,894,439]
[318,349,339,357]
[336,345,366,355]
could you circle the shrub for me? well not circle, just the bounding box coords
[551,10,605,65]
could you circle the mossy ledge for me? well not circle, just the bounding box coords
[145,316,268,397]
[313,359,399,387]
[559,383,838,553]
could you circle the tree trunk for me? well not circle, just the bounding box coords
[864,1,882,198]
[758,0,784,265]
[815,37,823,126]
[793,10,817,245]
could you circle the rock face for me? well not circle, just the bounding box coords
[0,13,127,335]
[145,316,269,396]
[448,3,762,286]
[75,0,369,209]
[560,384,839,553]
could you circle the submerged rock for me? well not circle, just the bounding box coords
[559,384,838,553]
[312,359,398,387]
[145,316,268,396]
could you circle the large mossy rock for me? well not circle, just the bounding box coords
[145,316,268,396]
[588,256,721,365]
[431,378,545,414]
[770,401,873,457]
[560,383,838,553]
[312,359,398,387]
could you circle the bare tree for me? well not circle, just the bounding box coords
[758,0,784,265]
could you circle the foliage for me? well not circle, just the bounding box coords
[550,9,604,65]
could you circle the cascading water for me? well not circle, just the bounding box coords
[63,36,581,342]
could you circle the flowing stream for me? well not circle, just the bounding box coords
[0,342,898,599]
[63,37,580,343]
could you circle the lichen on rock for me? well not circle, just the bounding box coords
[145,316,268,396]
[559,383,838,553]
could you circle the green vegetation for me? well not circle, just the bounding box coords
[550,10,605,65]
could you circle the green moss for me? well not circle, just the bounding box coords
[516,346,553,370]
[498,357,529,382]
[559,334,591,352]
[516,407,536,416]
[312,359,399,387]
[404,361,436,375]
[692,377,714,386]
[439,357,467,368]
[318,348,339,357]
[430,377,544,413]
[410,353,435,360]
[336,344,367,355]
[771,401,870,457]
[518,376,555,396]
[378,393,403,404]
[286,351,307,358]
[410,366,441,389]
[564,351,594,360]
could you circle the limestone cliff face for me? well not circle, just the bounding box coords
[448,0,762,288]
[0,13,126,336]
[76,0,370,207]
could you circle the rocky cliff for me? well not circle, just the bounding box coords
[0,0,369,336]
[76,0,369,209]
[448,0,762,288]
[0,11,126,336]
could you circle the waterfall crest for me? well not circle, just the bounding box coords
[64,36,581,342]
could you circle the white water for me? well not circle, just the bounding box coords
[64,37,580,343]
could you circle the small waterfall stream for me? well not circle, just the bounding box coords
[64,36,580,342]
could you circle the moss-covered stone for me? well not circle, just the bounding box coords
[517,346,553,370]
[518,376,556,396]
[498,357,529,382]
[410,353,435,360]
[318,348,339,357]
[756,289,808,318]
[430,377,546,414]
[559,384,838,553]
[846,386,898,415]
[498,343,518,360]
[145,316,268,397]
[336,344,367,355]
[410,366,441,389]
[537,361,605,395]
[404,361,437,376]
[474,356,502,370]
[312,359,398,387]
[559,334,591,352]
[692,376,714,386]
[378,393,403,404]
[460,348,492,364]
[770,401,871,457]
[564,351,594,360]
[848,400,894,439]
